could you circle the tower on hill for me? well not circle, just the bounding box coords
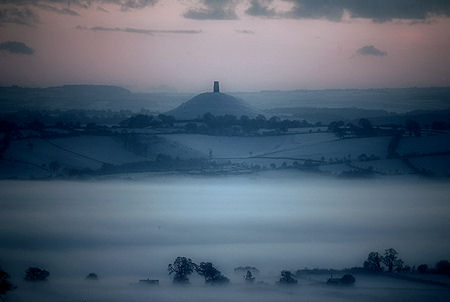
[213,81,219,93]
[166,81,258,119]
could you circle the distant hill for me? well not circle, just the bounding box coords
[0,85,193,112]
[166,92,258,119]
[232,87,450,112]
[1,85,449,114]
[265,107,393,124]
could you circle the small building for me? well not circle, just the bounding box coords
[139,278,159,285]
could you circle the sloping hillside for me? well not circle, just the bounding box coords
[167,92,258,119]
[1,132,449,178]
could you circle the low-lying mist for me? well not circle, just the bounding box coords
[0,172,449,301]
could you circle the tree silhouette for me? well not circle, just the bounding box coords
[340,274,356,285]
[435,260,450,275]
[358,118,374,136]
[382,248,399,272]
[417,264,428,274]
[405,119,421,136]
[0,268,16,301]
[363,252,383,272]
[168,257,196,284]
[85,273,98,280]
[277,270,297,284]
[195,262,229,285]
[24,267,49,281]
[244,270,255,283]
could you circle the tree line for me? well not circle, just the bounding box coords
[2,251,449,300]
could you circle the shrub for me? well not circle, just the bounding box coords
[24,267,49,281]
[86,273,98,280]
[277,270,297,285]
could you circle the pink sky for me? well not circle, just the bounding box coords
[0,0,449,92]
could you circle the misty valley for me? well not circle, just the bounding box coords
[0,175,449,301]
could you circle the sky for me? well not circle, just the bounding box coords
[0,0,450,92]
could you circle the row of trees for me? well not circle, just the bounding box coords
[199,113,312,133]
[328,119,424,138]
[364,249,450,276]
[417,260,450,275]
[168,257,230,285]
[364,248,406,273]
[168,257,304,286]
[1,254,447,300]
[0,266,51,301]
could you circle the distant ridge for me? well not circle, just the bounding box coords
[0,84,131,96]
[1,85,449,113]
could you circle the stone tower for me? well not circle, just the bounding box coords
[213,81,219,93]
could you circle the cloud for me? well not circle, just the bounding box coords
[356,45,387,56]
[97,6,109,13]
[184,0,237,20]
[0,1,158,11]
[284,0,450,22]
[245,0,276,18]
[235,29,255,34]
[77,25,202,35]
[0,40,35,54]
[34,4,79,16]
[0,0,157,23]
[2,0,450,24]
[243,0,450,22]
[0,7,39,26]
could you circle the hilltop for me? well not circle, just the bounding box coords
[167,92,258,119]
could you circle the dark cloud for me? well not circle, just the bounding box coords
[118,0,157,10]
[0,7,39,26]
[0,1,158,10]
[235,29,255,34]
[245,0,276,18]
[244,0,450,22]
[0,0,157,22]
[356,45,387,56]
[78,25,202,35]
[285,0,450,22]
[0,40,34,54]
[184,0,237,20]
[34,3,79,16]
[2,0,450,23]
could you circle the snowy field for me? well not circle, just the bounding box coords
[162,133,390,161]
[0,173,449,301]
[1,133,449,178]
